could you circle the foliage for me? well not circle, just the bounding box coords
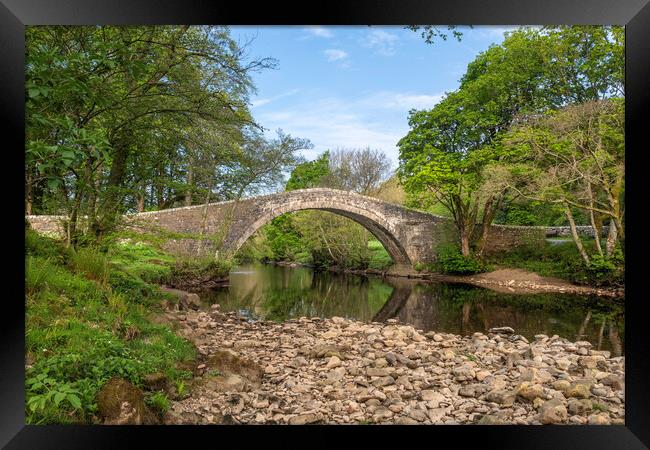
[25,231,196,424]
[486,239,623,286]
[69,247,109,285]
[146,392,171,416]
[398,26,624,259]
[501,99,625,262]
[25,25,308,243]
[406,25,465,44]
[435,244,487,275]
[170,257,232,284]
[285,151,330,191]
[325,147,392,194]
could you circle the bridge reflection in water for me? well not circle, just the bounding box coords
[201,264,624,356]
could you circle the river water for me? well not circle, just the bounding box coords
[200,263,624,356]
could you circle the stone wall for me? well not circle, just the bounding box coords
[545,225,609,238]
[27,189,592,267]
[481,224,548,255]
[25,215,67,237]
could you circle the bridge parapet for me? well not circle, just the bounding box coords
[27,188,555,268]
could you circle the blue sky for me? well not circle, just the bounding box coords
[230,26,518,170]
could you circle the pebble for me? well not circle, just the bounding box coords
[162,311,625,425]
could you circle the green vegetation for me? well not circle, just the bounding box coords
[485,239,624,287]
[25,229,204,424]
[145,392,171,417]
[399,26,624,275]
[26,25,308,244]
[435,244,488,275]
[238,148,395,271]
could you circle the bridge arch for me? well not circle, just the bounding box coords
[224,196,413,267]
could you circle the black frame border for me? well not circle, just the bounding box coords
[1,0,649,448]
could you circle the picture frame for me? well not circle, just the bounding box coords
[2,0,648,447]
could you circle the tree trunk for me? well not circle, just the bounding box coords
[608,323,622,357]
[565,204,590,264]
[476,196,498,257]
[459,226,471,257]
[606,219,618,257]
[137,192,145,213]
[196,189,211,255]
[156,166,165,209]
[94,141,129,238]
[185,165,193,206]
[577,310,591,341]
[25,170,33,215]
[597,318,606,350]
[587,183,603,256]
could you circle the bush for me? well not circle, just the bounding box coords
[436,245,486,275]
[108,270,155,304]
[26,229,70,263]
[570,253,624,287]
[146,391,170,416]
[69,247,109,285]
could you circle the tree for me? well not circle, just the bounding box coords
[25,25,277,241]
[502,99,624,261]
[326,147,391,195]
[398,26,624,258]
[405,26,465,44]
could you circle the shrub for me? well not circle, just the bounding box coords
[69,247,109,285]
[146,392,170,416]
[26,229,70,263]
[570,253,624,287]
[436,245,486,275]
[108,270,155,304]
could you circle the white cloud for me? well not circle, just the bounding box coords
[303,26,333,38]
[254,90,444,167]
[324,49,349,62]
[361,29,400,56]
[251,89,301,108]
[360,91,444,110]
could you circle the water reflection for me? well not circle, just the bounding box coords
[200,264,624,356]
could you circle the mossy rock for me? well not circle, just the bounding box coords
[207,350,263,384]
[96,377,158,425]
[142,372,168,392]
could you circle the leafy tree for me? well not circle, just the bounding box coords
[501,99,624,261]
[25,26,277,242]
[398,26,624,258]
[405,26,465,44]
[285,151,330,191]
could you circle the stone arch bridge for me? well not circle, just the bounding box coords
[27,188,547,269]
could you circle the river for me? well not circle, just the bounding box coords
[199,263,624,356]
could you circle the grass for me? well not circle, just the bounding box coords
[484,238,624,286]
[367,240,393,270]
[25,229,198,424]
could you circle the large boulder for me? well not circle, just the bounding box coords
[96,378,158,425]
[160,286,201,311]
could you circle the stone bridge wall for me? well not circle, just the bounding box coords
[26,188,576,268]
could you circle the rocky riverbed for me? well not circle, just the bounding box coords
[162,306,625,425]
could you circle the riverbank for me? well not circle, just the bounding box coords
[161,306,625,425]
[324,265,624,299]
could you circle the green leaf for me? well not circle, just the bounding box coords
[54,392,66,406]
[67,394,82,409]
[28,399,40,412]
[47,178,61,190]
